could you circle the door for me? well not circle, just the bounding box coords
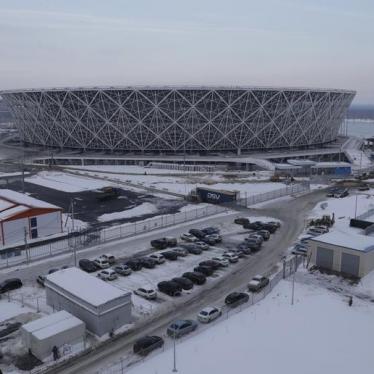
[316,247,334,270]
[341,252,360,277]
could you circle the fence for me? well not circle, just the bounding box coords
[0,204,228,270]
[92,255,303,374]
[236,182,310,207]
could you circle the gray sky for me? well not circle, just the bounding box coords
[0,0,373,104]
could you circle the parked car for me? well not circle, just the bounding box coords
[139,257,157,269]
[179,244,202,255]
[148,253,165,264]
[256,229,271,240]
[182,272,206,285]
[197,307,222,323]
[79,259,97,273]
[222,252,239,263]
[268,221,281,229]
[236,243,253,254]
[225,292,249,307]
[195,241,209,250]
[202,226,220,235]
[36,275,46,287]
[150,238,168,250]
[0,278,23,294]
[291,244,308,256]
[207,234,222,243]
[326,187,339,197]
[133,336,164,356]
[171,277,194,290]
[199,260,221,270]
[231,248,246,258]
[48,268,59,274]
[194,265,214,277]
[172,247,189,257]
[113,264,132,276]
[243,221,263,230]
[234,217,250,226]
[248,275,270,292]
[244,238,261,250]
[99,254,116,264]
[334,188,349,198]
[180,233,198,242]
[125,259,143,271]
[211,256,229,267]
[167,319,198,338]
[200,235,217,245]
[157,281,182,296]
[189,229,207,240]
[93,257,110,269]
[358,184,370,191]
[161,251,179,261]
[248,233,264,243]
[134,287,157,300]
[97,269,118,281]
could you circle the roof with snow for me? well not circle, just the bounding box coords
[287,159,317,166]
[0,189,60,221]
[45,267,131,308]
[310,231,374,253]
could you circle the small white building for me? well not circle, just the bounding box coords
[21,310,85,361]
[0,189,62,246]
[308,231,374,277]
[45,268,132,336]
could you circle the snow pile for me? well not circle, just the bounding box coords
[127,279,374,374]
[98,202,158,222]
[26,171,111,192]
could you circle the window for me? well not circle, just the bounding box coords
[30,217,37,228]
[31,228,38,239]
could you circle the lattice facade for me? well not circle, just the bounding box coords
[1,87,355,153]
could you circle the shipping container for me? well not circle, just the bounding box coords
[196,187,239,204]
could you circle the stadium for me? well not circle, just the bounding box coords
[1,87,355,154]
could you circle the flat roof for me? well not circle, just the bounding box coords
[310,231,374,253]
[287,159,317,166]
[46,268,130,307]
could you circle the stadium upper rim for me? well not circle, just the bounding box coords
[0,85,356,95]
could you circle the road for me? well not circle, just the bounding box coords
[39,188,326,374]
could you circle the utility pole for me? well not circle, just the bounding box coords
[70,198,77,266]
[70,198,75,232]
[172,331,177,372]
[355,152,363,218]
[24,227,29,263]
[291,255,297,305]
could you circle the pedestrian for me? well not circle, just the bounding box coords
[348,296,353,307]
[52,345,59,361]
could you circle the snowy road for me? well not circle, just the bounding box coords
[43,188,326,374]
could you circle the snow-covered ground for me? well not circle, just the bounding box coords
[25,171,112,192]
[98,202,158,222]
[0,300,32,323]
[126,278,374,374]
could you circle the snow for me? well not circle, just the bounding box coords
[0,300,32,323]
[126,279,374,374]
[62,213,88,231]
[45,268,130,307]
[98,203,158,222]
[0,189,60,209]
[0,205,29,221]
[309,231,374,252]
[0,199,14,211]
[25,171,111,192]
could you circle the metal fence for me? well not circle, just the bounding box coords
[236,182,310,207]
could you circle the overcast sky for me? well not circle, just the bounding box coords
[0,0,373,104]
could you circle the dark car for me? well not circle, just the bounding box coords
[182,272,206,285]
[244,238,261,251]
[157,281,182,296]
[243,222,263,230]
[179,243,202,255]
[36,275,46,287]
[150,239,168,250]
[133,336,164,356]
[171,277,194,290]
[225,292,249,307]
[234,217,250,226]
[79,259,97,273]
[202,226,220,235]
[125,259,143,271]
[189,229,207,240]
[237,243,253,254]
[139,257,157,269]
[48,268,59,274]
[161,251,179,261]
[200,236,217,245]
[326,187,339,197]
[199,260,221,270]
[0,278,23,294]
[260,223,278,234]
[194,265,214,276]
[256,230,271,240]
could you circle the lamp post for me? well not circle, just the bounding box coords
[172,331,177,372]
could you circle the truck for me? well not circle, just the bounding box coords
[195,187,239,204]
[96,187,121,201]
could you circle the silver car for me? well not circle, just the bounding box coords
[167,319,198,338]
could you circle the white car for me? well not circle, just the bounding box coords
[134,287,157,300]
[93,257,110,269]
[197,307,222,323]
[149,253,165,264]
[180,233,198,242]
[97,269,117,281]
[222,252,239,263]
[99,254,116,264]
[211,256,229,267]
